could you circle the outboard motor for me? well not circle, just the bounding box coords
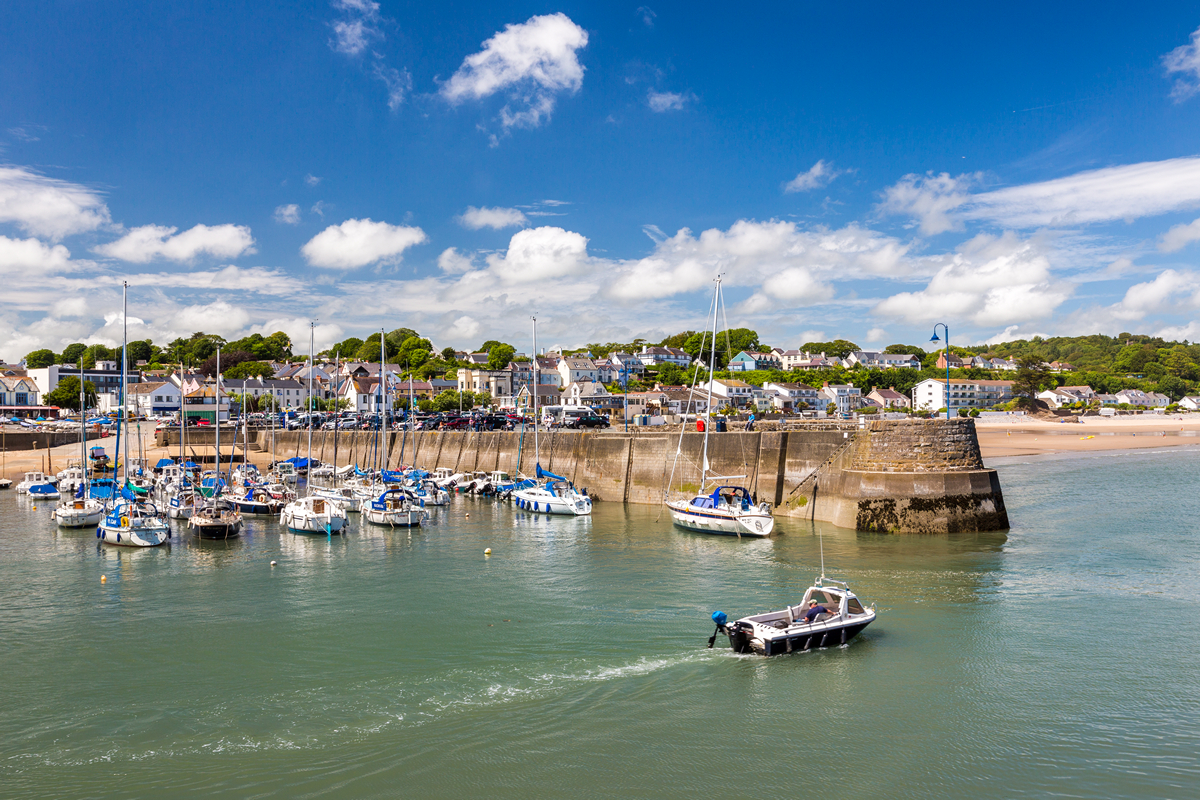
[708,611,728,648]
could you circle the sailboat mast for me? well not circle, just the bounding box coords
[215,345,221,492]
[121,281,128,488]
[307,322,314,494]
[531,315,539,468]
[332,352,339,484]
[80,358,86,485]
[700,276,721,486]
[380,328,388,472]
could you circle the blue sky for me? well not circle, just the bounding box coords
[3,2,1200,360]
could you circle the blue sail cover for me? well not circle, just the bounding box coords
[535,463,566,483]
[155,458,175,468]
[286,457,310,469]
[381,470,405,483]
[183,460,200,469]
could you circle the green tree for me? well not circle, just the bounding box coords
[25,348,57,368]
[60,343,88,364]
[126,339,155,364]
[43,376,98,411]
[441,346,458,361]
[884,344,927,362]
[1011,356,1052,409]
[386,328,420,351]
[799,339,860,360]
[225,360,274,379]
[329,337,364,359]
[486,343,515,370]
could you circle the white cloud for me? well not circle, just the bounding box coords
[864,327,887,343]
[311,201,327,217]
[440,13,588,131]
[457,205,528,230]
[1163,25,1200,101]
[607,220,911,302]
[274,204,301,225]
[1107,269,1200,321]
[248,318,344,354]
[784,160,843,193]
[437,247,475,274]
[373,62,412,110]
[305,174,321,187]
[329,0,380,55]
[638,6,656,27]
[1159,217,1200,252]
[173,300,252,337]
[94,223,256,263]
[647,90,689,112]
[445,315,482,342]
[872,231,1073,326]
[0,235,73,273]
[301,218,427,269]
[1154,320,1200,341]
[881,158,1200,232]
[486,226,589,284]
[0,166,112,239]
[878,172,977,235]
[965,158,1200,228]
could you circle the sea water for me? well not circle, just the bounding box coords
[2,448,1198,799]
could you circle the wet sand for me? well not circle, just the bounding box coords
[976,415,1200,459]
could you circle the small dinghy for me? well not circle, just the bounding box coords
[709,577,876,656]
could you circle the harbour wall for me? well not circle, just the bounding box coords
[0,429,107,452]
[254,418,1007,534]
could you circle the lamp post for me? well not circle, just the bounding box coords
[929,323,950,420]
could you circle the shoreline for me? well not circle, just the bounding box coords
[975,415,1200,460]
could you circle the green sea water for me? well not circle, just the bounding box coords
[2,448,1199,799]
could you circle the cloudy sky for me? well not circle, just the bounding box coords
[3,2,1200,361]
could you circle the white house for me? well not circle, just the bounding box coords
[818,383,862,415]
[229,377,309,409]
[913,378,1014,412]
[558,357,599,387]
[1115,389,1170,407]
[867,386,911,409]
[843,351,921,370]
[763,381,820,412]
[0,375,41,413]
[704,378,755,408]
[27,362,141,398]
[563,380,611,407]
[637,345,691,367]
[456,368,514,398]
[1179,396,1200,411]
[125,381,182,416]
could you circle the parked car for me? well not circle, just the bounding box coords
[565,412,610,429]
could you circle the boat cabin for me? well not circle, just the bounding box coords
[689,485,754,511]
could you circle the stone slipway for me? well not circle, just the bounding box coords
[241,418,1008,534]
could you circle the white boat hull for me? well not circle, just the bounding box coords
[98,520,169,547]
[513,487,592,516]
[53,499,106,528]
[281,500,348,534]
[666,500,774,537]
[361,507,424,527]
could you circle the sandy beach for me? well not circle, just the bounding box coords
[975,414,1200,459]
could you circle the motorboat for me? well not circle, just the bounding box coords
[228,485,286,517]
[281,495,347,534]
[360,486,425,527]
[99,498,169,547]
[187,498,244,539]
[273,461,298,485]
[708,577,876,656]
[56,464,87,495]
[431,468,464,489]
[16,471,52,494]
[512,466,592,516]
[311,484,367,513]
[164,486,198,520]
[28,482,62,500]
[413,479,450,506]
[53,494,106,528]
[666,485,774,538]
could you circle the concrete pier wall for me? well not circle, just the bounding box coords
[259,418,1008,534]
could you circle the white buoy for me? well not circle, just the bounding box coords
[270,560,277,566]
[484,548,491,555]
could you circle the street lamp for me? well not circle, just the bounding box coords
[929,323,950,420]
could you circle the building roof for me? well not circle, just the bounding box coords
[768,381,818,392]
[713,378,751,388]
[869,387,908,400]
[126,381,171,395]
